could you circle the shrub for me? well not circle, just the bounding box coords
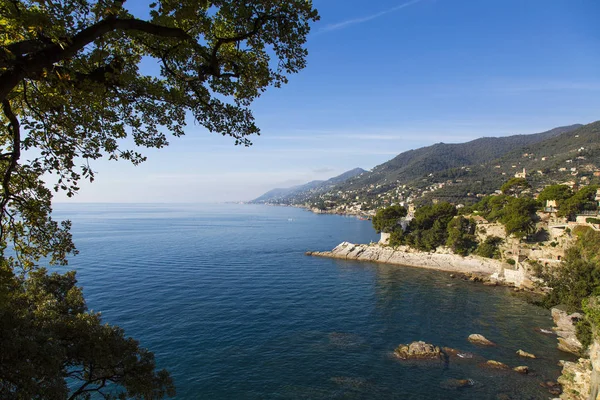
[475,236,503,259]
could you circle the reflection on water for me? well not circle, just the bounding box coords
[53,203,575,399]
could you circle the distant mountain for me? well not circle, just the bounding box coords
[278,122,600,211]
[334,124,583,193]
[251,168,366,204]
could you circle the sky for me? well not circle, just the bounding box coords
[55,0,600,203]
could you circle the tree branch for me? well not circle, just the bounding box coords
[0,14,271,102]
[1,99,21,215]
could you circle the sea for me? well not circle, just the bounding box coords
[52,203,575,399]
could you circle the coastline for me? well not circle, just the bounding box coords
[307,241,534,289]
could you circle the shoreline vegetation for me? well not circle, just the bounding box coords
[301,179,600,400]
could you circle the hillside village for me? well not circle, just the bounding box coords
[311,174,600,290]
[254,122,600,218]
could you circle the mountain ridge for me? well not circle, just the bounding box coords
[251,167,366,204]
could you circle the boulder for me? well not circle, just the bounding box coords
[516,349,536,359]
[394,341,444,360]
[482,360,510,370]
[468,334,496,346]
[513,366,529,374]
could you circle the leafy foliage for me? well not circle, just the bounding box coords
[500,197,538,238]
[445,216,477,256]
[0,0,318,397]
[403,202,457,251]
[0,262,175,399]
[538,229,600,313]
[500,177,531,197]
[537,184,573,205]
[372,205,407,233]
[469,193,537,238]
[475,236,503,259]
[558,185,599,220]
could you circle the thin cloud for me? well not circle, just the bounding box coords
[320,0,424,33]
[313,167,335,174]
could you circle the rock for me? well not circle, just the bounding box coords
[308,242,506,277]
[304,251,313,256]
[516,349,536,359]
[468,334,496,346]
[440,378,474,389]
[394,341,445,361]
[483,281,497,286]
[513,366,529,374]
[329,376,367,389]
[557,357,592,400]
[551,307,583,355]
[482,360,510,370]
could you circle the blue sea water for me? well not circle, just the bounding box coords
[53,203,574,399]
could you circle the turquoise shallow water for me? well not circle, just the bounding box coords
[53,203,574,399]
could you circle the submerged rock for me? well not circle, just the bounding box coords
[468,334,496,346]
[394,341,445,361]
[481,360,510,370]
[440,378,474,389]
[328,332,365,348]
[442,347,477,360]
[513,366,529,374]
[534,327,556,336]
[516,349,536,359]
[329,376,368,389]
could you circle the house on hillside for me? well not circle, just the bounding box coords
[514,168,527,179]
[544,200,558,213]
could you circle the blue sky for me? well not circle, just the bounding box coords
[57,0,600,203]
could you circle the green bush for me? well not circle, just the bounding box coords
[389,229,404,247]
[372,205,407,233]
[446,216,477,256]
[507,259,516,266]
[539,230,600,312]
[475,236,503,259]
[576,318,593,350]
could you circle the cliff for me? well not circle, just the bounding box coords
[558,341,600,400]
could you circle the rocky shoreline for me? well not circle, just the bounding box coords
[307,241,534,289]
[307,241,600,399]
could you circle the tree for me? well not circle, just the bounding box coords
[404,202,457,251]
[372,205,407,233]
[475,236,503,259]
[446,216,477,256]
[538,229,600,312]
[0,1,318,397]
[537,184,573,206]
[0,263,175,399]
[500,197,537,238]
[558,185,599,220]
[500,178,531,197]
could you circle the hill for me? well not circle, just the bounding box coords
[335,124,582,193]
[250,168,366,204]
[273,122,600,212]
